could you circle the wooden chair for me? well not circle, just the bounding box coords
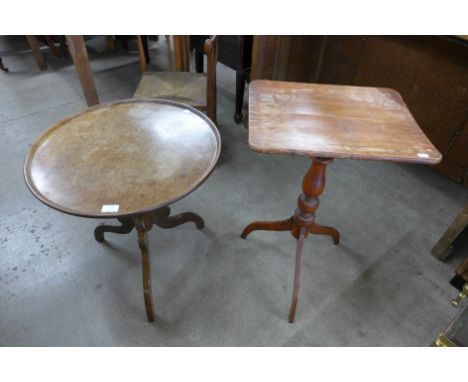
[133,35,218,125]
[0,36,64,72]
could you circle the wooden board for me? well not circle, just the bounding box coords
[248,80,442,163]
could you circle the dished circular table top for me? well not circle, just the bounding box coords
[24,99,221,218]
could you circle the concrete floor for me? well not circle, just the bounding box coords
[0,36,467,346]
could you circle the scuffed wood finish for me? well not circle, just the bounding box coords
[248,80,442,164]
[24,99,220,218]
[66,35,99,106]
[243,80,442,322]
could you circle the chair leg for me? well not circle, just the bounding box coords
[234,71,246,123]
[0,57,8,72]
[165,35,173,71]
[105,36,116,51]
[66,35,99,106]
[195,51,204,73]
[288,227,307,323]
[137,36,148,73]
[26,36,47,70]
[44,36,61,57]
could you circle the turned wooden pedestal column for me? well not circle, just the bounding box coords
[243,80,442,323]
[242,157,339,322]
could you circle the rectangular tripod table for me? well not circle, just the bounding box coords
[242,80,442,322]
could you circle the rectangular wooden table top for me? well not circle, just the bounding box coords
[248,80,442,164]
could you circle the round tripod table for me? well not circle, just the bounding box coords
[24,99,221,322]
[241,80,442,323]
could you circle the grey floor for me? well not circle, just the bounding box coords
[0,36,467,346]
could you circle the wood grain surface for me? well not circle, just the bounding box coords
[24,99,220,218]
[248,80,442,164]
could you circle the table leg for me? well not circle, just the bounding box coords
[234,71,246,123]
[309,222,340,245]
[94,217,134,243]
[289,226,306,323]
[241,157,340,322]
[144,206,205,230]
[134,214,155,322]
[241,217,293,238]
[93,205,204,322]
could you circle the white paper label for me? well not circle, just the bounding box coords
[101,204,120,213]
[417,153,429,158]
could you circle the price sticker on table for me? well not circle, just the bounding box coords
[101,204,120,213]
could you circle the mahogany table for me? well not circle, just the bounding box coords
[24,99,221,322]
[241,80,442,323]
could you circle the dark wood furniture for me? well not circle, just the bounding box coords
[251,36,468,185]
[135,35,218,124]
[241,80,442,323]
[192,36,253,123]
[24,99,221,322]
[432,204,468,261]
[0,35,64,72]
